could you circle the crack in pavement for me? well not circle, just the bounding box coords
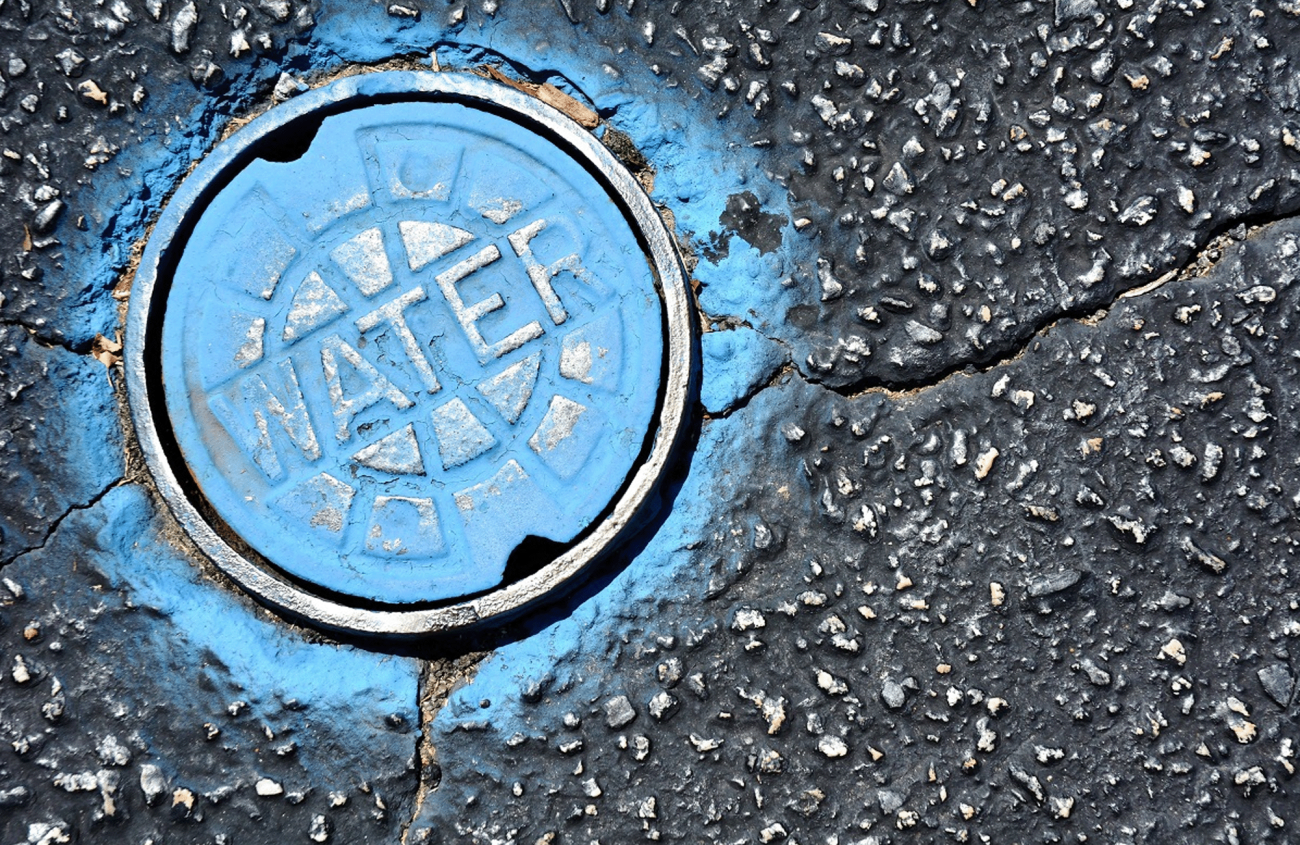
[696,317,796,422]
[0,317,84,354]
[0,477,128,571]
[401,650,490,843]
[705,207,1300,415]
[17,147,1284,842]
[699,361,796,422]
[797,205,1300,399]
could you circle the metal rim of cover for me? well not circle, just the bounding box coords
[124,70,695,636]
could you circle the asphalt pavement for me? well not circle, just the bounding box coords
[1,1,1299,842]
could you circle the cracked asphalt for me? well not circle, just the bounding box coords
[2,0,1300,843]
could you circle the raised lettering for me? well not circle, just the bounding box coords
[435,244,544,363]
[355,286,441,393]
[319,334,415,443]
[507,218,599,326]
[209,358,322,481]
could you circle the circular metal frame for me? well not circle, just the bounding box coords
[124,71,695,636]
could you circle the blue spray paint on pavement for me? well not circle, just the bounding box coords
[37,0,820,809]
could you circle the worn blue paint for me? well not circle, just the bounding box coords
[41,0,821,806]
[61,0,815,350]
[0,335,124,560]
[429,382,801,752]
[306,10,812,335]
[161,92,663,604]
[6,483,420,788]
[700,326,790,415]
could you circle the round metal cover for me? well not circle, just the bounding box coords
[125,71,694,635]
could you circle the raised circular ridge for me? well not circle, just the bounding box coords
[124,70,696,636]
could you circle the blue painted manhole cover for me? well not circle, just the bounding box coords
[125,72,694,635]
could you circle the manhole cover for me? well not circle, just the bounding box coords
[125,71,694,635]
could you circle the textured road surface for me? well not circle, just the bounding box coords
[2,1,1300,843]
